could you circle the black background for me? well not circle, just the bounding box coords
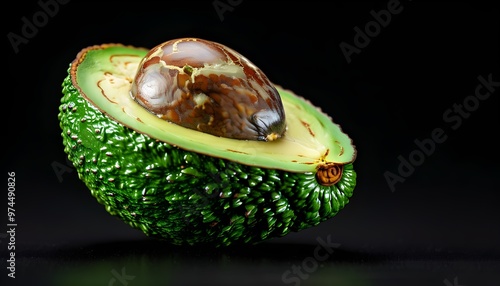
[3,1,499,286]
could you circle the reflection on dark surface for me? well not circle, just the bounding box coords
[10,239,500,286]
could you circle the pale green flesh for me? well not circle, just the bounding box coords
[74,45,356,172]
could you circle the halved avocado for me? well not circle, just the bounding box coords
[59,43,357,246]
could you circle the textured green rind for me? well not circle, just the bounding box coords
[59,67,357,247]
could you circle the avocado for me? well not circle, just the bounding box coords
[58,40,357,247]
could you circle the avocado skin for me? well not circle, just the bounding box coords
[59,66,357,247]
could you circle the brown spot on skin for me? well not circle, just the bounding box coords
[300,120,315,137]
[316,162,343,186]
[97,79,118,104]
[226,149,249,154]
[334,141,344,156]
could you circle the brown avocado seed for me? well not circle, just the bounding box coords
[130,38,287,141]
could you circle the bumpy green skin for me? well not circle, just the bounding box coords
[59,68,357,247]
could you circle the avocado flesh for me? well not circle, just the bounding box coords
[59,44,357,246]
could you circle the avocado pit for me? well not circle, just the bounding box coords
[130,38,287,141]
